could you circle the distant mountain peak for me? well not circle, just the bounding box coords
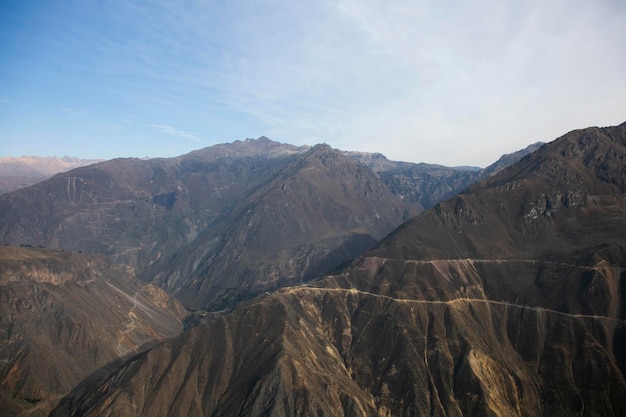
[0,155,104,195]
[480,141,545,176]
[244,135,274,144]
[309,143,334,153]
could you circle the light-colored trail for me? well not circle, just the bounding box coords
[352,256,622,272]
[284,286,626,325]
[105,282,147,355]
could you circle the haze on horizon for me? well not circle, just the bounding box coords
[1,0,625,167]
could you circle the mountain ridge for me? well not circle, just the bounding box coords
[0,138,422,312]
[143,142,416,310]
[48,122,626,416]
[348,141,544,209]
[0,136,562,315]
[371,122,626,264]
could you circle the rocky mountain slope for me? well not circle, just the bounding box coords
[348,141,543,209]
[144,143,415,310]
[0,246,185,417]
[0,138,306,269]
[0,156,103,195]
[0,138,542,312]
[0,138,419,311]
[49,122,626,416]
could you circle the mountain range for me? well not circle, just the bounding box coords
[0,156,103,195]
[46,122,626,416]
[0,138,539,310]
[1,123,624,416]
[347,141,543,210]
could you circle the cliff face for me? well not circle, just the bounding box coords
[0,246,185,417]
[49,124,626,417]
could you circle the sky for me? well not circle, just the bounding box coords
[1,0,625,167]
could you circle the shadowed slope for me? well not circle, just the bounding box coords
[145,144,415,310]
[0,138,307,270]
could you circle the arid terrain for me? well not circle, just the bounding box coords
[1,123,624,416]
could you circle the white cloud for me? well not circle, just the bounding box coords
[150,124,202,143]
[8,0,625,165]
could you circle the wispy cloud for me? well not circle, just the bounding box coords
[122,114,140,123]
[150,124,202,143]
[4,0,625,165]
[61,107,88,116]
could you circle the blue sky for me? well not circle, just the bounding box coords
[1,0,625,167]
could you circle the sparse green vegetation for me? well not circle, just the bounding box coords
[11,394,41,406]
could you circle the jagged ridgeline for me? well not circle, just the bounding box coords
[45,123,626,417]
